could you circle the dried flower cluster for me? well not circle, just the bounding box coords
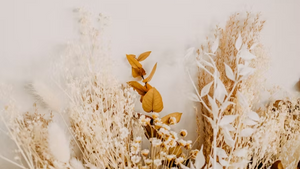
[188,12,300,169]
[125,51,203,169]
[250,99,300,169]
[0,103,76,169]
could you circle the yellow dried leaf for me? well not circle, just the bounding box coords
[126,54,142,68]
[143,63,157,83]
[139,67,146,76]
[132,67,146,78]
[127,54,136,59]
[132,68,140,78]
[127,81,147,95]
[161,112,183,125]
[142,87,163,113]
[137,51,151,62]
[140,95,144,103]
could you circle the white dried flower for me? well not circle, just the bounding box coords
[134,136,142,143]
[168,139,177,148]
[158,127,169,136]
[155,122,163,129]
[131,142,140,154]
[162,124,171,130]
[166,154,176,161]
[131,155,141,164]
[169,116,177,125]
[141,149,149,156]
[154,118,162,124]
[177,139,187,146]
[160,151,167,157]
[152,112,159,119]
[145,159,152,166]
[140,115,148,126]
[175,157,184,164]
[120,127,129,139]
[151,138,162,147]
[170,131,178,140]
[154,159,162,166]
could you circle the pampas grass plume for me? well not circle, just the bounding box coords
[31,80,63,112]
[48,122,70,163]
[70,158,85,169]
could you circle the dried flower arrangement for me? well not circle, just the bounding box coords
[0,8,300,169]
[188,12,300,169]
[125,51,201,168]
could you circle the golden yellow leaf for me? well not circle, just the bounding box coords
[271,160,283,169]
[126,54,142,68]
[142,87,163,113]
[143,63,157,83]
[140,95,144,103]
[132,68,140,78]
[137,51,151,62]
[127,81,148,95]
[132,67,146,78]
[127,54,136,59]
[161,112,183,125]
[139,67,146,76]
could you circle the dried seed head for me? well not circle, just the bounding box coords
[141,149,149,156]
[180,129,188,137]
[177,139,186,147]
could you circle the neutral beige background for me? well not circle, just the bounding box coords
[0,0,300,168]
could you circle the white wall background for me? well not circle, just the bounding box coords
[0,0,300,168]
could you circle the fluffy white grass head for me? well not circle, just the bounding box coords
[70,158,85,169]
[31,80,64,112]
[48,122,70,163]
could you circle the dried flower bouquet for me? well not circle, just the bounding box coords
[0,9,299,169]
[189,12,300,169]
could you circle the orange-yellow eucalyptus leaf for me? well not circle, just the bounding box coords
[142,87,163,113]
[127,81,148,95]
[126,54,142,68]
[143,63,157,83]
[137,51,151,62]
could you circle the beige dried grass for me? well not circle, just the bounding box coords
[196,12,268,166]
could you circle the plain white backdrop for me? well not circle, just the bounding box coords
[0,0,300,168]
